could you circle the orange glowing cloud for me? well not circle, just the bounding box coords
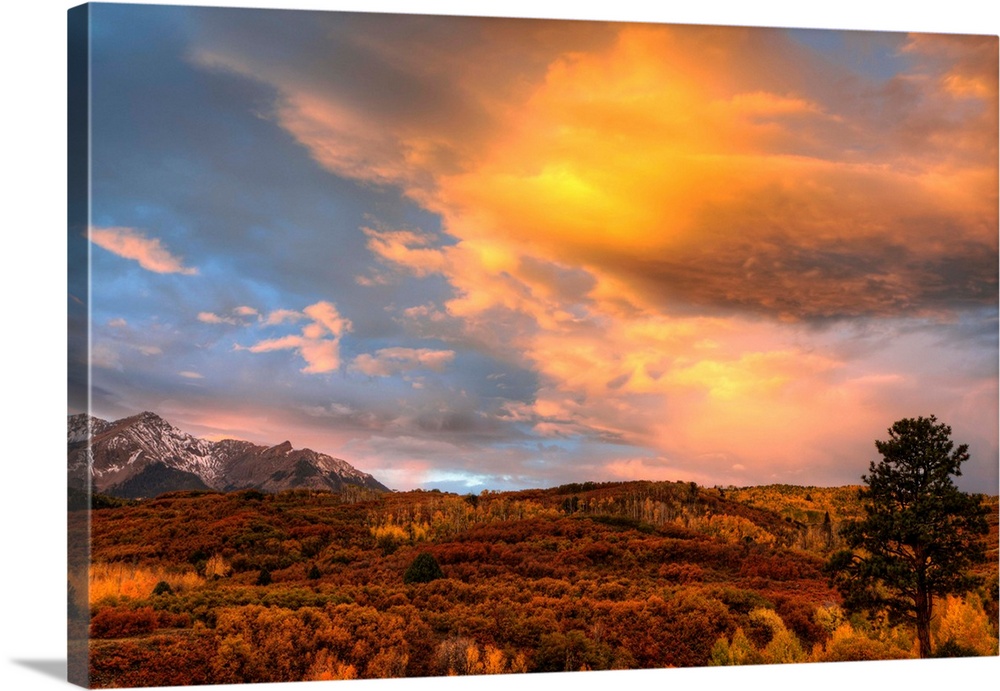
[363,227,448,278]
[194,19,996,483]
[270,24,994,328]
[436,27,994,319]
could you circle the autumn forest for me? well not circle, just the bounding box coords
[71,479,999,687]
[62,4,1000,689]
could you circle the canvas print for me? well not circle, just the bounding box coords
[67,3,999,688]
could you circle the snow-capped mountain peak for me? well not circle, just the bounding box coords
[67,412,389,498]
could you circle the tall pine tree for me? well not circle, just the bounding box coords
[827,416,988,657]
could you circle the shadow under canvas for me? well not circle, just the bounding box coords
[12,659,67,682]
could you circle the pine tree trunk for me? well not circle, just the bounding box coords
[915,581,933,658]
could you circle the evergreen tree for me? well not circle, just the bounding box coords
[827,416,988,658]
[152,580,173,596]
[403,552,444,584]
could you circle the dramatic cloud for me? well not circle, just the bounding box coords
[89,226,198,275]
[81,6,997,492]
[196,21,996,320]
[196,18,994,487]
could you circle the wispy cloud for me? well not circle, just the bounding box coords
[243,300,352,374]
[363,226,448,278]
[352,347,456,377]
[89,226,198,275]
[198,307,259,325]
[198,311,237,325]
[263,309,305,325]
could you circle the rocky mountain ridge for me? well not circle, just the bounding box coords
[67,411,389,498]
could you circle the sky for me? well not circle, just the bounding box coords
[69,3,999,494]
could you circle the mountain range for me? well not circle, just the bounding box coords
[67,411,389,498]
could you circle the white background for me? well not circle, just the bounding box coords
[1,1,997,690]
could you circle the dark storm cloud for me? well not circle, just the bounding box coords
[600,231,998,321]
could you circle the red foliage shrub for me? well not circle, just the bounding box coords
[90,634,215,688]
[738,552,821,581]
[90,606,158,639]
[658,562,706,584]
[774,597,825,648]
[155,610,192,629]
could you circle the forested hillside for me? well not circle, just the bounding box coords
[75,481,999,687]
